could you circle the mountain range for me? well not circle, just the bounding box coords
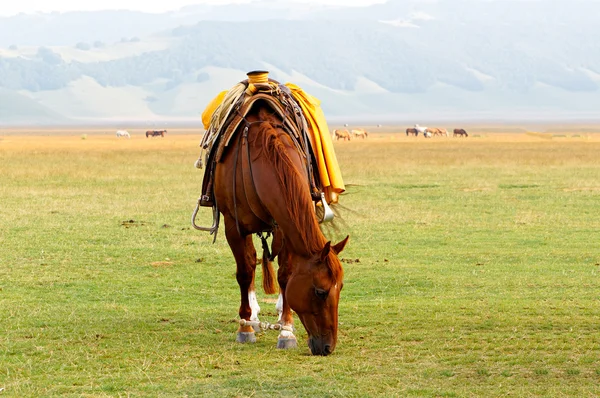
[1,0,599,126]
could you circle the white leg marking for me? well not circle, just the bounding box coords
[276,293,283,322]
[249,290,260,322]
[279,329,295,339]
[275,293,295,338]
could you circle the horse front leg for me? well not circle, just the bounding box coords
[224,219,260,343]
[275,245,298,349]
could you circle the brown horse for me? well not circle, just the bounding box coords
[426,127,449,137]
[406,127,419,136]
[453,128,468,137]
[146,129,167,138]
[214,103,349,356]
[333,129,351,141]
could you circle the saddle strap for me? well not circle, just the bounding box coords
[241,124,273,226]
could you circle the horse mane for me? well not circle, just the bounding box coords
[253,108,343,281]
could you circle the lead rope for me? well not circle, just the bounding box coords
[239,319,294,333]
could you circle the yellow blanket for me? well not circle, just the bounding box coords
[201,82,345,203]
[284,83,344,203]
[202,90,227,130]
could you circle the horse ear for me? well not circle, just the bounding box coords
[332,235,349,255]
[319,241,332,262]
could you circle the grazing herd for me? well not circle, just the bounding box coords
[331,124,469,141]
[114,129,168,138]
[332,128,369,141]
[408,125,468,138]
[116,125,467,141]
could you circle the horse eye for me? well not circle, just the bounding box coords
[315,288,329,300]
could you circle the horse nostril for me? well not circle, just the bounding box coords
[308,338,333,356]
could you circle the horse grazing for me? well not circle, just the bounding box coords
[146,129,167,138]
[214,103,348,356]
[453,128,468,137]
[351,129,368,139]
[333,129,351,141]
[414,124,428,135]
[406,127,419,136]
[425,127,449,137]
[116,130,130,138]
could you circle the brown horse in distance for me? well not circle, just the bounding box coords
[453,128,468,137]
[146,129,167,138]
[333,129,351,141]
[214,102,349,356]
[425,127,449,137]
[406,127,419,136]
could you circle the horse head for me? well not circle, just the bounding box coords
[286,236,349,356]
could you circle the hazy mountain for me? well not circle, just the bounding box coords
[1,0,598,126]
[0,2,332,47]
[0,89,69,124]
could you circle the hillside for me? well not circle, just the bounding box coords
[0,89,68,124]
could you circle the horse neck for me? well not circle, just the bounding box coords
[255,121,327,257]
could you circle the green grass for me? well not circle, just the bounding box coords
[1,135,600,397]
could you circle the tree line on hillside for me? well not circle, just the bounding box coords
[1,20,598,94]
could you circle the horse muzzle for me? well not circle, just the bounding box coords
[308,336,335,356]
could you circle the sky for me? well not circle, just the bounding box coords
[0,0,385,16]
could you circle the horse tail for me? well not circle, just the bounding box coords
[261,252,277,295]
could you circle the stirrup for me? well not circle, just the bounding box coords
[191,198,220,242]
[318,192,335,224]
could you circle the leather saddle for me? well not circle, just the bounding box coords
[198,79,320,208]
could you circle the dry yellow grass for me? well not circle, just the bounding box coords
[2,127,599,150]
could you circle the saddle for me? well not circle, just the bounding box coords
[196,74,322,209]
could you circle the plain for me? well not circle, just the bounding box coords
[1,131,599,397]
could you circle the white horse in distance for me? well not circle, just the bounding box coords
[116,130,131,138]
[414,124,428,135]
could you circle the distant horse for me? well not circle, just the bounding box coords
[351,129,368,139]
[406,127,419,136]
[423,130,432,138]
[425,127,449,137]
[116,130,130,138]
[414,124,428,135]
[453,128,468,137]
[333,129,351,141]
[213,103,348,356]
[146,129,167,138]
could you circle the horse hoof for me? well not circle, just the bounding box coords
[236,332,257,343]
[277,337,298,349]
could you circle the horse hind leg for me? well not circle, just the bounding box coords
[224,220,260,343]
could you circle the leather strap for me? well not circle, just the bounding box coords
[241,123,273,226]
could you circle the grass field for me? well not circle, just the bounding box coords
[1,131,599,397]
